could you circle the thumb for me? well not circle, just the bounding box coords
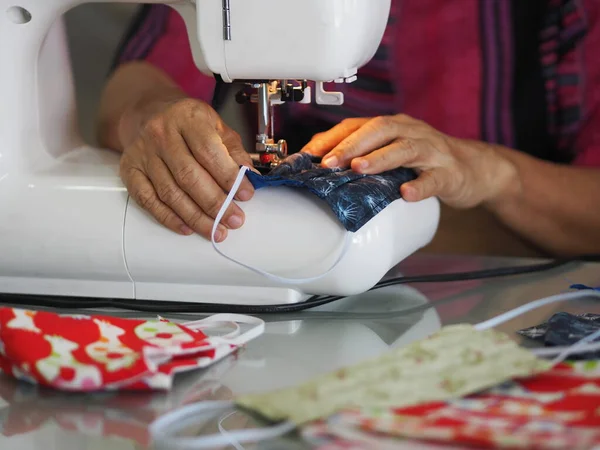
[221,128,253,167]
[219,128,259,198]
[227,142,261,175]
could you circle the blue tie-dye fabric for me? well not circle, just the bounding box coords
[518,312,600,360]
[245,152,417,232]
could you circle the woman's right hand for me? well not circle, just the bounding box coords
[118,98,256,242]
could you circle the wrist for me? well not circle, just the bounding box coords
[451,138,523,209]
[481,144,524,210]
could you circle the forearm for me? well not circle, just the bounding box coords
[97,61,188,151]
[484,146,600,256]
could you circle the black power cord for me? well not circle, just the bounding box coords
[1,255,598,314]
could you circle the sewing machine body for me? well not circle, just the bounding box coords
[0,0,440,305]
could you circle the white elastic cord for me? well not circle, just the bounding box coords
[205,316,265,348]
[149,401,296,450]
[211,166,353,285]
[218,411,245,450]
[550,327,600,366]
[142,314,265,368]
[158,314,240,340]
[182,314,265,346]
[474,290,600,331]
[183,318,241,340]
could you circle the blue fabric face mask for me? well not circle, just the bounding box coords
[518,312,600,360]
[245,153,417,233]
[517,285,600,360]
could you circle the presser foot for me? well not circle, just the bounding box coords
[249,148,286,174]
[250,137,288,173]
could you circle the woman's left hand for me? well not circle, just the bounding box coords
[301,114,520,209]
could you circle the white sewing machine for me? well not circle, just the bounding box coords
[0,0,440,306]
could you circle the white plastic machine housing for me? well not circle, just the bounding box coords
[194,0,391,82]
[0,0,440,305]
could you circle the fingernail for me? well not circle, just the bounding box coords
[227,214,243,229]
[180,225,193,235]
[214,226,227,242]
[401,184,417,201]
[322,156,338,167]
[236,189,252,201]
[355,158,369,170]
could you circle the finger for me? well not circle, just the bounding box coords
[180,126,255,202]
[300,118,370,157]
[350,138,427,174]
[155,131,247,225]
[146,153,242,237]
[146,157,230,241]
[400,170,448,202]
[321,116,403,168]
[123,166,196,237]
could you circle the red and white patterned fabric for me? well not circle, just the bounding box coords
[303,360,600,450]
[0,308,263,391]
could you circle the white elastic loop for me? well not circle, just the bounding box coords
[184,314,265,347]
[550,328,600,366]
[183,314,266,341]
[158,314,241,341]
[474,290,600,331]
[211,166,353,285]
[184,319,241,340]
[149,401,295,450]
[218,411,246,450]
[142,315,265,367]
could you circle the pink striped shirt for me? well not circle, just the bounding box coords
[114,0,600,167]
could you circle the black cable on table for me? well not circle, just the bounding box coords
[2,254,598,314]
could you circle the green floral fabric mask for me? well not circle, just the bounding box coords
[235,324,550,425]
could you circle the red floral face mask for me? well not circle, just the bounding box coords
[0,308,264,391]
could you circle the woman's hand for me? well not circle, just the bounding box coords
[118,98,256,242]
[301,114,520,209]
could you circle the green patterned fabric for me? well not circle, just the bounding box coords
[236,325,550,425]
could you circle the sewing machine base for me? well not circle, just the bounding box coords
[0,281,313,306]
[0,283,313,308]
[0,144,439,306]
